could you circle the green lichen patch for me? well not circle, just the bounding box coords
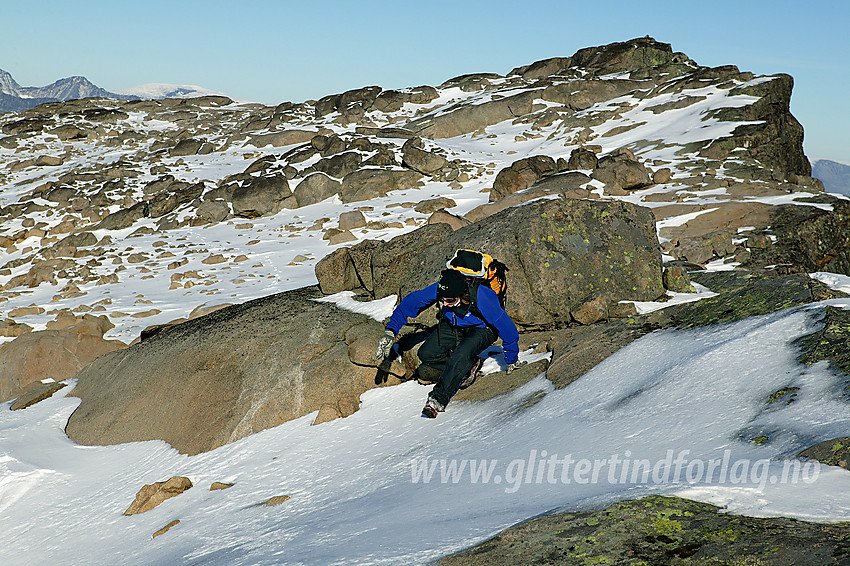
[794,306,850,378]
[439,495,850,565]
[663,271,840,329]
[766,387,799,405]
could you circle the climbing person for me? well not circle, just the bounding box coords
[375,251,525,418]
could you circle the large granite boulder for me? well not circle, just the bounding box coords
[65,287,405,455]
[316,197,664,328]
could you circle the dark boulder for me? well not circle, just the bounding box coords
[315,223,454,298]
[402,138,448,176]
[568,147,599,170]
[311,151,362,179]
[398,198,663,327]
[743,196,850,275]
[169,138,205,157]
[591,147,652,191]
[490,155,558,201]
[294,173,342,207]
[147,182,205,218]
[96,201,149,231]
[231,174,291,218]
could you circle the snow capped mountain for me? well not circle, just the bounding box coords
[0,68,24,97]
[0,69,227,114]
[114,83,228,100]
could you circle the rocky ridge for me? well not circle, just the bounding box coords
[3,36,850,564]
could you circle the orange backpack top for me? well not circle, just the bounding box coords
[446,249,508,309]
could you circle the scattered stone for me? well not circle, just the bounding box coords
[0,319,33,338]
[35,155,64,167]
[414,197,457,214]
[8,306,45,317]
[261,495,291,507]
[340,169,423,203]
[152,520,180,539]
[249,129,316,148]
[671,229,735,264]
[652,167,673,184]
[324,229,357,245]
[570,295,610,325]
[210,482,235,491]
[202,254,227,265]
[427,209,470,231]
[124,476,193,515]
[338,210,367,231]
[662,265,697,293]
[132,309,162,318]
[10,380,67,411]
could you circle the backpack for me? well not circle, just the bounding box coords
[446,249,509,310]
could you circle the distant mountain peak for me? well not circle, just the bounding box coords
[0,68,227,114]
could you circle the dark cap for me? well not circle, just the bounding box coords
[437,269,467,299]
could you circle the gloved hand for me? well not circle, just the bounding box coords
[375,330,395,360]
[506,360,528,374]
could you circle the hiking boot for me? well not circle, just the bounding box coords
[458,357,484,390]
[421,396,445,419]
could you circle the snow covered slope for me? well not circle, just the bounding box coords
[3,301,850,564]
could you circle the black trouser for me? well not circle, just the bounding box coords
[418,320,497,406]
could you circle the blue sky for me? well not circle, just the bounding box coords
[2,0,848,163]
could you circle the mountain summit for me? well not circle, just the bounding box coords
[0,68,135,114]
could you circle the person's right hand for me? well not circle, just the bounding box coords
[375,330,395,360]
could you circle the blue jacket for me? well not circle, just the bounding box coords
[386,281,520,364]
